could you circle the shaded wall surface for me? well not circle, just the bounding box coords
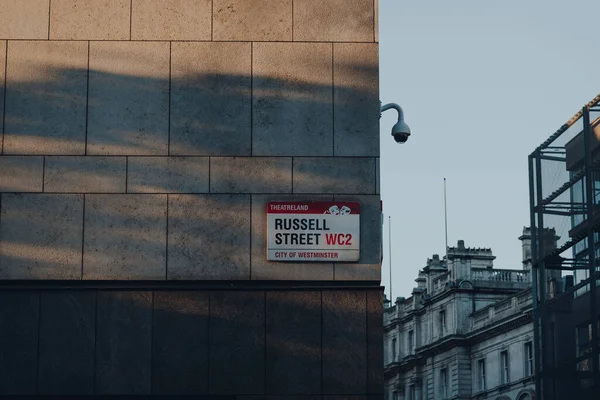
[0,0,383,398]
[0,285,382,397]
[0,0,381,282]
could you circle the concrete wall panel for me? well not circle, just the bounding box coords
[294,0,374,42]
[128,156,209,193]
[293,157,376,194]
[210,157,292,193]
[95,291,152,394]
[376,158,380,194]
[213,0,292,41]
[168,194,250,280]
[4,41,88,155]
[209,291,265,394]
[44,156,126,193]
[0,194,83,279]
[131,0,211,40]
[334,43,379,157]
[0,156,44,192]
[322,290,367,394]
[170,42,251,156]
[83,194,167,280]
[0,0,49,39]
[38,291,96,395]
[0,292,39,394]
[50,0,130,40]
[152,291,209,394]
[253,42,333,156]
[374,0,379,43]
[367,290,384,393]
[88,41,169,155]
[250,194,334,280]
[266,291,321,394]
[333,195,381,281]
[324,397,368,400]
[0,40,5,153]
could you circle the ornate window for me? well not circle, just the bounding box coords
[478,358,486,391]
[500,351,509,384]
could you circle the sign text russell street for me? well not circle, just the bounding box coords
[266,201,360,262]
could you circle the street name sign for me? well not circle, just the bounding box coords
[266,201,360,262]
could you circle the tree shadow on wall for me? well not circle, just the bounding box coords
[0,46,382,396]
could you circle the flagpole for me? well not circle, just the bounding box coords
[389,216,393,301]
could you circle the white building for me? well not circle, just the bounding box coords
[384,235,537,400]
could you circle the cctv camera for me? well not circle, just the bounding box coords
[393,132,410,144]
[380,103,411,144]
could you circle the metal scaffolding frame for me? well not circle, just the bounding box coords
[529,94,600,399]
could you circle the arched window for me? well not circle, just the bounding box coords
[518,394,532,400]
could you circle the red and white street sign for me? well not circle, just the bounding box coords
[266,201,360,262]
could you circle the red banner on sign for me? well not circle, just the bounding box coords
[266,201,360,215]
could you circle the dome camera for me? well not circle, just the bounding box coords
[391,120,411,144]
[393,132,411,143]
[381,102,411,144]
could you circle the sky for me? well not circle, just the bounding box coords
[378,0,600,300]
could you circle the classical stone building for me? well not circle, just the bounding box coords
[0,1,383,397]
[384,237,536,400]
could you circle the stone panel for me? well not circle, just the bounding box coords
[83,194,167,280]
[293,157,376,194]
[4,41,88,155]
[168,194,250,280]
[0,292,39,395]
[375,158,380,194]
[0,0,49,39]
[294,0,374,42]
[170,42,251,156]
[131,0,211,40]
[252,43,333,156]
[38,291,96,395]
[50,0,130,40]
[88,41,169,155]
[95,291,152,395]
[240,397,321,400]
[251,194,333,280]
[333,195,381,281]
[374,0,379,43]
[322,290,367,394]
[266,291,321,394]
[0,194,83,279]
[334,43,379,157]
[44,156,126,193]
[209,291,265,394]
[0,156,43,192]
[367,290,383,394]
[128,157,209,193]
[0,40,5,153]
[213,0,292,41]
[210,157,292,193]
[323,397,368,400]
[153,291,209,394]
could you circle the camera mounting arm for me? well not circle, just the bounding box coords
[380,103,404,120]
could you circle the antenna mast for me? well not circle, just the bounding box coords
[389,216,393,301]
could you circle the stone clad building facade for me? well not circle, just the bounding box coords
[384,238,536,400]
[0,1,383,397]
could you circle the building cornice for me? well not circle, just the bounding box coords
[384,287,531,331]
